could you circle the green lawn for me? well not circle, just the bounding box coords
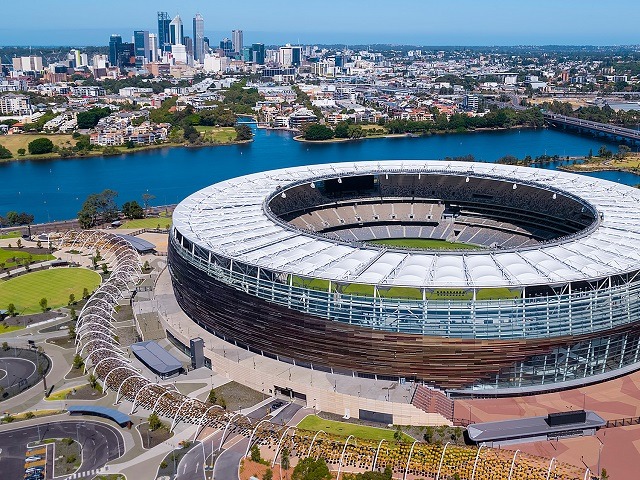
[0,248,54,269]
[0,324,24,333]
[121,217,171,229]
[296,415,413,442]
[0,231,21,240]
[0,268,101,314]
[194,126,237,143]
[369,238,482,250]
[0,134,75,157]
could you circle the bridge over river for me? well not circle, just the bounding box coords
[544,112,640,145]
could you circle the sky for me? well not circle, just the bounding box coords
[1,0,639,46]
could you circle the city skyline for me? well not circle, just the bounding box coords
[2,0,640,46]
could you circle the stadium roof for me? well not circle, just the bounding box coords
[131,341,182,375]
[116,234,156,253]
[173,161,640,289]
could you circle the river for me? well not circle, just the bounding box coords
[0,124,631,222]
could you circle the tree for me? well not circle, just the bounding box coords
[88,373,98,389]
[263,469,273,480]
[0,145,12,159]
[334,122,350,138]
[17,148,25,156]
[68,293,76,305]
[281,446,290,471]
[598,145,613,158]
[6,303,15,316]
[183,124,199,143]
[68,322,76,340]
[28,138,55,155]
[76,107,111,129]
[142,193,156,214]
[122,200,144,219]
[77,189,119,228]
[101,263,109,275]
[69,307,77,321]
[291,457,331,480]
[73,354,84,369]
[207,388,217,404]
[16,238,21,248]
[148,412,164,431]
[82,287,90,299]
[39,297,48,312]
[393,425,403,442]
[234,124,253,141]
[303,124,334,141]
[250,444,261,463]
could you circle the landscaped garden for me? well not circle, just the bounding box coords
[0,268,100,314]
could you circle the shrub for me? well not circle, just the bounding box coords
[0,145,12,159]
[250,444,261,463]
[17,148,26,156]
[24,411,35,419]
[263,469,273,480]
[66,454,76,463]
[39,297,48,312]
[28,138,55,155]
[148,412,164,431]
[160,461,168,469]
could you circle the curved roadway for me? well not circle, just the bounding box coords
[0,419,124,480]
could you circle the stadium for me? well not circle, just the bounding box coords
[168,160,640,396]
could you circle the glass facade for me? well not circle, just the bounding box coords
[171,230,640,392]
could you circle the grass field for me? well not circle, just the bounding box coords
[0,134,75,157]
[0,268,101,314]
[121,217,172,229]
[194,126,237,143]
[0,231,21,240]
[297,415,413,442]
[369,238,481,250]
[0,248,54,269]
[0,324,24,333]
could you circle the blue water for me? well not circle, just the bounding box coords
[1,125,630,222]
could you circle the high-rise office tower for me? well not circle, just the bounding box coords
[134,30,150,64]
[109,34,122,66]
[157,12,171,53]
[149,34,158,62]
[232,30,243,54]
[279,44,302,67]
[184,36,194,63]
[220,38,233,56]
[169,15,184,46]
[251,43,265,65]
[193,13,204,62]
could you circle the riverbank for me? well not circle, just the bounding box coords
[558,154,640,175]
[293,125,542,144]
[0,136,253,163]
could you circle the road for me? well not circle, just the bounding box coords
[208,401,303,480]
[0,420,125,480]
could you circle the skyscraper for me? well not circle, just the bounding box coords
[193,13,205,62]
[220,38,233,56]
[279,44,302,67]
[149,34,158,62]
[134,30,150,65]
[232,29,243,54]
[109,34,122,66]
[157,12,171,53]
[251,43,265,65]
[169,15,184,46]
